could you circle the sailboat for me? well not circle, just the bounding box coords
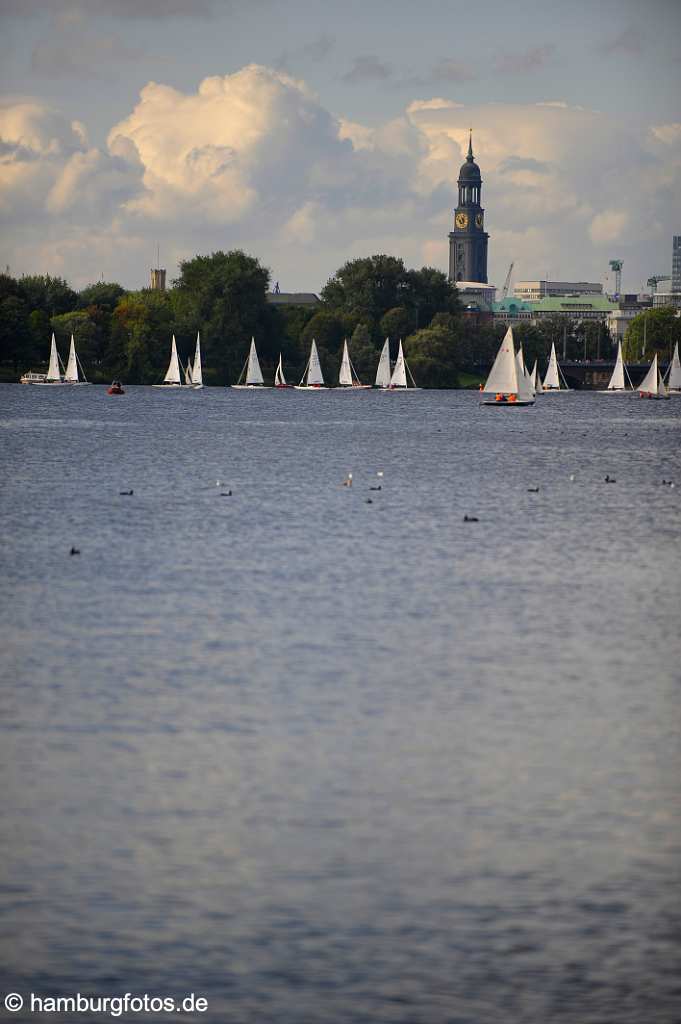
[664,341,681,394]
[295,339,328,390]
[598,340,633,393]
[542,342,572,392]
[232,337,269,388]
[480,326,534,406]
[63,334,90,385]
[387,339,418,390]
[530,360,543,395]
[374,338,391,389]
[274,353,293,388]
[153,335,184,388]
[338,339,371,389]
[29,333,69,386]
[516,345,533,396]
[184,357,193,386]
[637,354,669,400]
[190,332,203,389]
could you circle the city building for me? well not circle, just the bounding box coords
[513,280,602,301]
[492,292,617,326]
[150,268,166,291]
[266,292,320,307]
[606,294,652,341]
[672,235,681,292]
[652,291,681,311]
[448,131,489,284]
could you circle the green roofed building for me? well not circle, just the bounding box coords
[493,293,617,324]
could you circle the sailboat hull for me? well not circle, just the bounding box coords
[152,383,184,389]
[597,389,632,394]
[481,394,534,406]
[294,385,329,390]
[32,381,70,387]
[337,384,372,390]
[230,384,271,389]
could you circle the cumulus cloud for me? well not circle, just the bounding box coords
[588,210,630,244]
[1,64,679,292]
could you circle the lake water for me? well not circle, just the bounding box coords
[1,384,680,1024]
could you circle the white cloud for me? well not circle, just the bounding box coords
[0,67,679,292]
[588,210,630,245]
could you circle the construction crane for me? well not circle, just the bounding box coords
[501,261,514,300]
[647,274,670,297]
[609,259,623,298]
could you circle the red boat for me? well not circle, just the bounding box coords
[107,380,124,395]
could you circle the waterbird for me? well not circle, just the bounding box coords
[220,491,232,496]
[369,485,382,491]
[604,475,616,483]
[527,487,539,493]
[366,498,373,504]
[463,515,479,522]
[569,474,575,481]
[70,547,80,555]
[119,489,133,496]
[377,471,384,478]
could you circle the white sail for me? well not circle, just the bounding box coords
[531,360,544,394]
[375,338,391,387]
[658,368,667,397]
[306,340,325,385]
[184,359,193,385]
[390,340,408,388]
[516,347,533,396]
[638,355,658,395]
[46,333,62,382]
[64,335,79,382]
[605,341,627,390]
[192,332,203,386]
[483,327,518,394]
[275,354,287,386]
[666,341,681,391]
[543,342,560,390]
[339,340,353,386]
[245,338,264,385]
[164,335,182,384]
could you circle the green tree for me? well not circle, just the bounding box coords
[407,266,462,327]
[17,275,77,317]
[348,322,379,382]
[174,250,270,381]
[405,324,459,388]
[300,309,345,354]
[623,307,681,363]
[0,295,30,371]
[77,282,126,313]
[51,311,101,369]
[109,291,175,382]
[380,306,412,342]
[321,255,409,322]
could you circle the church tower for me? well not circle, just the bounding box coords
[448,131,489,283]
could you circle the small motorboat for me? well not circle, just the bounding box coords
[107,380,125,395]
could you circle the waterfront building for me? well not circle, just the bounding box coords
[513,280,603,301]
[493,292,616,325]
[448,131,489,284]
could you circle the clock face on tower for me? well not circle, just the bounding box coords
[475,213,484,228]
[455,212,468,229]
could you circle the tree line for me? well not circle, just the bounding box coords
[2,249,676,386]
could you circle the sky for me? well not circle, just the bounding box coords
[1,0,680,296]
